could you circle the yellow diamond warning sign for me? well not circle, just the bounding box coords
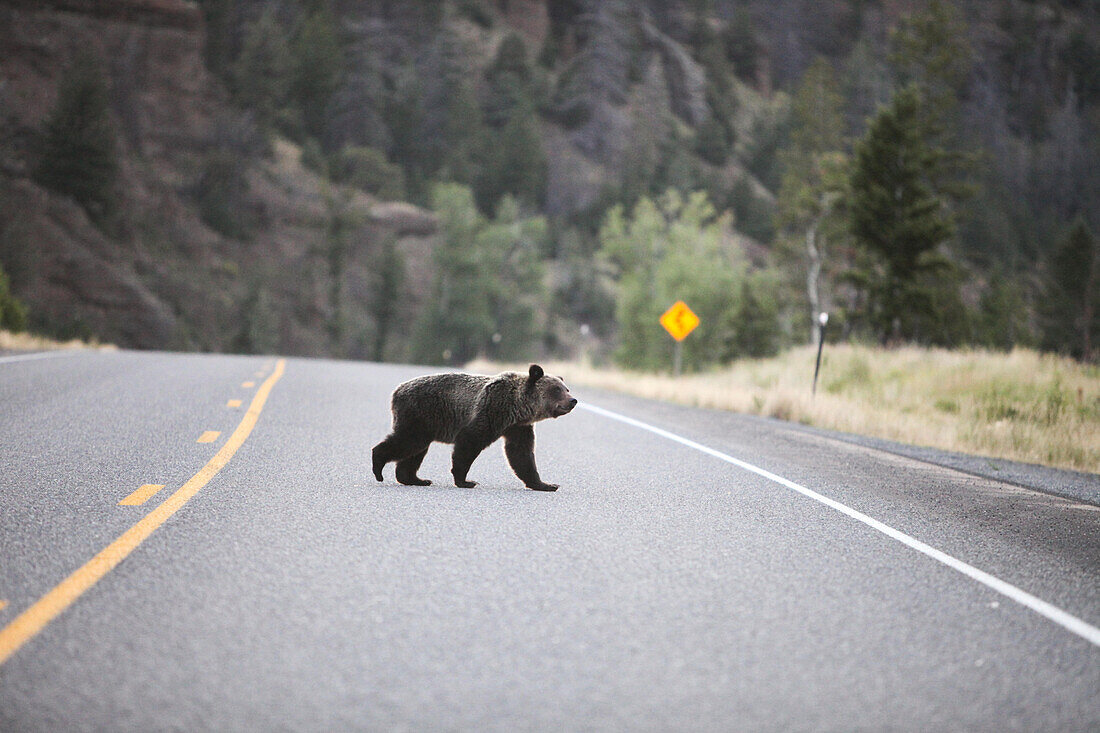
[660,301,700,342]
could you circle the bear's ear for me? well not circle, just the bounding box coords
[526,364,544,391]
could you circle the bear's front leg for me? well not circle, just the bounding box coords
[503,425,558,491]
[451,429,492,488]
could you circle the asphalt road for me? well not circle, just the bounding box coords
[0,350,1098,731]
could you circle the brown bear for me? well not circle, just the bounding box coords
[372,364,577,491]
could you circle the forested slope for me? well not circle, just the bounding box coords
[1,0,1097,364]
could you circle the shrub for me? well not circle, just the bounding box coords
[330,146,406,200]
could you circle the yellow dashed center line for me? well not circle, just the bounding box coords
[118,484,166,507]
[0,601,7,612]
[227,399,242,408]
[0,359,287,666]
[242,381,255,388]
[196,431,221,444]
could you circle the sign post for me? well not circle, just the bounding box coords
[659,301,700,377]
[812,311,829,395]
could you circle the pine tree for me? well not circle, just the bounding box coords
[34,51,118,222]
[479,196,549,361]
[849,84,955,343]
[291,5,342,141]
[473,104,546,215]
[887,0,978,208]
[231,9,292,134]
[441,78,484,186]
[0,262,28,333]
[366,236,405,361]
[1039,218,1098,361]
[731,276,780,359]
[889,0,972,118]
[411,183,494,365]
[483,33,534,129]
[722,7,758,82]
[977,271,1031,352]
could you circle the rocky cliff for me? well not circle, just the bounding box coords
[0,0,436,354]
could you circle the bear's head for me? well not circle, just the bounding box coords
[526,364,577,420]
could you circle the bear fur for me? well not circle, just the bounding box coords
[372,364,577,491]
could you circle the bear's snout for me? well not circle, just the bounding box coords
[553,397,578,417]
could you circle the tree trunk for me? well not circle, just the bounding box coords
[806,220,822,346]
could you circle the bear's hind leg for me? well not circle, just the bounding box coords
[373,430,427,482]
[372,436,395,481]
[395,446,432,486]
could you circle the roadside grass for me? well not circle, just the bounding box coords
[469,345,1100,474]
[0,329,114,352]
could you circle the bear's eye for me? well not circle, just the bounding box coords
[551,387,563,398]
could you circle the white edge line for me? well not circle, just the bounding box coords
[579,401,1100,649]
[0,350,81,366]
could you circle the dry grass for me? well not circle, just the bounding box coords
[0,329,115,352]
[469,345,1100,474]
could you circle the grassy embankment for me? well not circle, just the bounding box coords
[0,330,114,352]
[471,345,1100,474]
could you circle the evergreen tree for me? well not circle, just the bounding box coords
[291,5,342,141]
[1039,218,1098,361]
[411,183,495,365]
[479,196,549,360]
[0,261,28,333]
[231,282,277,354]
[385,70,432,203]
[691,6,737,162]
[366,236,405,361]
[977,271,1031,352]
[483,32,539,129]
[620,60,675,207]
[722,8,759,83]
[231,9,292,134]
[322,189,359,351]
[848,84,956,344]
[473,103,546,215]
[694,116,730,167]
[887,0,978,213]
[551,226,615,345]
[34,51,118,223]
[731,275,780,359]
[440,78,484,185]
[889,0,972,118]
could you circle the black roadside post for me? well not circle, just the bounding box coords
[812,312,828,396]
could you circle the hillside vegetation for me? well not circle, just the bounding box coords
[0,0,1097,367]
